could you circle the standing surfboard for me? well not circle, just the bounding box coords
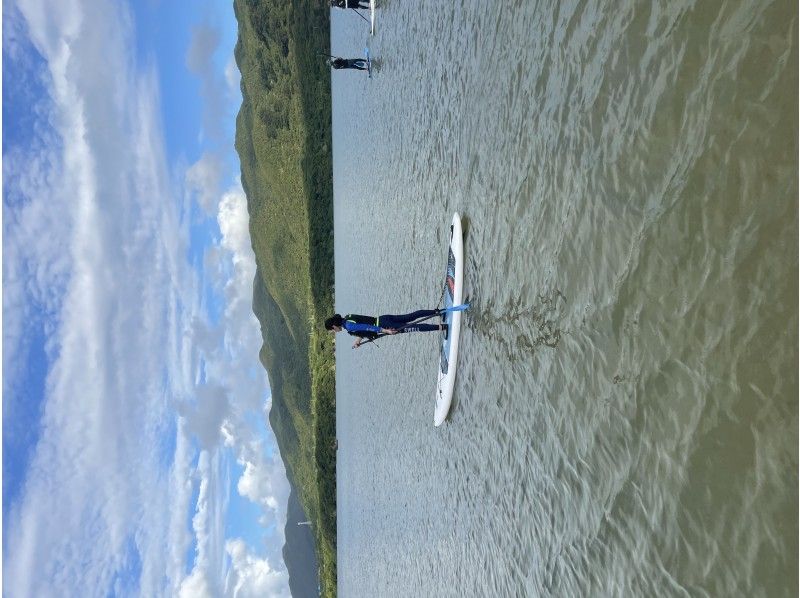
[370,0,376,35]
[435,213,464,426]
[364,47,372,78]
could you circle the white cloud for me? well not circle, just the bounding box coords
[186,151,224,214]
[179,184,269,448]
[3,1,198,596]
[181,384,230,450]
[4,1,293,597]
[178,450,227,598]
[218,185,254,261]
[225,53,241,96]
[154,67,291,598]
[189,184,268,421]
[179,568,216,598]
[168,420,196,596]
[186,22,226,142]
[225,421,290,546]
[225,539,291,598]
[193,180,291,567]
[175,155,292,598]
[239,460,280,512]
[186,23,220,74]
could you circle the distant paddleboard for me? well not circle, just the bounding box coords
[370,0,376,35]
[435,213,465,426]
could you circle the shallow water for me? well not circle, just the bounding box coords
[331,1,797,596]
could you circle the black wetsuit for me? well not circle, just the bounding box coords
[331,58,368,71]
[332,0,370,8]
[342,310,441,340]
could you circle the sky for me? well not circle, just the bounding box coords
[2,0,294,596]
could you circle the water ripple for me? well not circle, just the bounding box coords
[332,0,797,595]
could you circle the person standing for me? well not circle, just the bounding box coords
[330,0,370,9]
[329,57,368,71]
[325,309,447,349]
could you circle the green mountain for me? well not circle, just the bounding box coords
[233,0,336,595]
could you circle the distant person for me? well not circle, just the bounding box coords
[331,0,371,8]
[329,57,368,71]
[325,309,447,349]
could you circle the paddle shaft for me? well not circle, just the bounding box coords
[350,7,370,23]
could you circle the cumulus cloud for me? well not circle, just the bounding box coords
[181,183,269,444]
[223,419,290,549]
[218,185,254,261]
[174,152,291,598]
[239,461,280,512]
[179,568,216,598]
[200,183,267,415]
[194,181,291,562]
[225,539,291,598]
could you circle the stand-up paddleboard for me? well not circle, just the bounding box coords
[364,47,372,78]
[370,0,376,35]
[435,213,464,426]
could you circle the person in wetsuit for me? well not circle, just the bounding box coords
[329,57,368,71]
[331,0,371,9]
[325,309,447,349]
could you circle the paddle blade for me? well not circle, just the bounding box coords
[441,303,470,313]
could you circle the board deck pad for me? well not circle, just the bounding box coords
[439,247,456,374]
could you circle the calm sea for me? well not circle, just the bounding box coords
[331,1,797,596]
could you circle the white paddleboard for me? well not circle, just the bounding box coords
[370,0,375,35]
[434,213,464,426]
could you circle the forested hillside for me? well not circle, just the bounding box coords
[233,0,336,594]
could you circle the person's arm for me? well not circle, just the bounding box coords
[344,322,382,334]
[351,328,398,349]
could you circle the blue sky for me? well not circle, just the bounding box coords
[2,0,293,596]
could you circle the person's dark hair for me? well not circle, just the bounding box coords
[324,314,343,330]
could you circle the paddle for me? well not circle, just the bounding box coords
[350,7,370,23]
